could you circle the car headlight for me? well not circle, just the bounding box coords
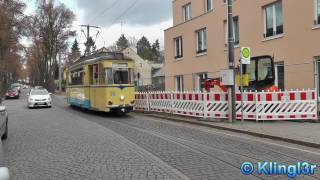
[29,98,33,102]
[120,95,125,101]
[48,97,52,101]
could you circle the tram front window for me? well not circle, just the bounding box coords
[114,69,129,84]
[106,68,132,85]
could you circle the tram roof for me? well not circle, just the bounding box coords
[69,51,132,70]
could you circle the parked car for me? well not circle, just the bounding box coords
[27,89,52,108]
[0,100,9,180]
[34,86,44,90]
[10,83,21,93]
[5,89,19,99]
[0,103,8,141]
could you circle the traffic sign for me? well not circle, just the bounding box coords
[241,47,251,64]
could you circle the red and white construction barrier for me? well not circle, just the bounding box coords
[256,90,317,121]
[149,92,173,113]
[135,92,149,111]
[236,92,257,120]
[172,92,205,117]
[206,92,228,119]
[135,90,318,121]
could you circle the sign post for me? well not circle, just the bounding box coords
[240,47,251,124]
[227,0,236,123]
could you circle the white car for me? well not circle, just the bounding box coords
[27,89,52,108]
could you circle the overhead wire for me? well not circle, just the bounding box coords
[97,0,140,47]
[89,0,122,24]
[89,0,139,48]
[107,0,140,29]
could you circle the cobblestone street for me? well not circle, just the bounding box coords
[2,92,320,180]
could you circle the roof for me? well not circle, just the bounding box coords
[152,67,165,78]
[69,51,132,70]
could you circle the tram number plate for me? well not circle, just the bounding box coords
[110,92,116,97]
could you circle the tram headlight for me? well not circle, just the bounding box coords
[120,95,125,101]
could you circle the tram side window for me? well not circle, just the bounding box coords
[69,70,84,85]
[106,68,113,84]
[98,65,106,85]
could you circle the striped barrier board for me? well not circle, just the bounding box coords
[206,92,229,119]
[172,92,205,117]
[134,93,149,111]
[134,90,318,121]
[149,92,172,113]
[256,90,317,121]
[236,92,257,120]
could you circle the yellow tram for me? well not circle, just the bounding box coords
[66,52,135,113]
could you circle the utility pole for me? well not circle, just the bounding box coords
[227,0,236,123]
[79,24,100,56]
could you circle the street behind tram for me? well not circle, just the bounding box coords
[2,90,320,180]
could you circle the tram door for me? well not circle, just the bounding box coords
[89,64,99,108]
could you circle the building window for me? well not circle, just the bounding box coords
[224,16,239,46]
[183,3,192,21]
[316,0,320,25]
[264,1,283,38]
[205,0,213,12]
[175,75,184,91]
[174,37,183,59]
[196,28,207,54]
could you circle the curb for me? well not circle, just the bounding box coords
[135,112,320,149]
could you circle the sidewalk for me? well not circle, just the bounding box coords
[136,112,320,148]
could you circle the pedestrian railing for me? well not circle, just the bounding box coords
[135,89,318,121]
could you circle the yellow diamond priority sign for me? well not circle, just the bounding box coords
[241,47,251,64]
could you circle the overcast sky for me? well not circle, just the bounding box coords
[22,0,173,51]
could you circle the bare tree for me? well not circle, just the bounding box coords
[26,0,75,91]
[107,43,119,52]
[0,0,26,95]
[127,36,138,48]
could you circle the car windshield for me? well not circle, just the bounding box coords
[30,90,48,95]
[8,90,16,93]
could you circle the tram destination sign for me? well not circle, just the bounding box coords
[113,63,128,69]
